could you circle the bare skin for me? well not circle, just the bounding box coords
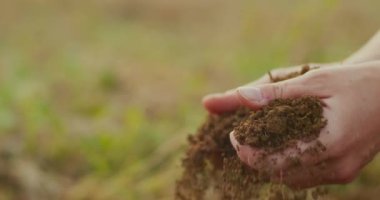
[203,30,380,189]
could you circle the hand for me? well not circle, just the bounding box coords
[202,63,335,114]
[203,29,380,114]
[207,61,380,189]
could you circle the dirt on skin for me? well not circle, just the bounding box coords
[175,65,328,200]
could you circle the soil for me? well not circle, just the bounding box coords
[234,97,327,150]
[175,65,328,200]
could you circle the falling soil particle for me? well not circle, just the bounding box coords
[175,65,328,200]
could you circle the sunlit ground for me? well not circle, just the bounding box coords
[1,0,380,199]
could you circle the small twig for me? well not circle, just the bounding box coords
[268,71,275,82]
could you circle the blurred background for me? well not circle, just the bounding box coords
[1,0,380,199]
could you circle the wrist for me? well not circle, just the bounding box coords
[344,30,380,64]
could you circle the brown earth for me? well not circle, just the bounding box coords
[175,65,328,200]
[234,96,327,150]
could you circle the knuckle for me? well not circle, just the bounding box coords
[304,69,331,83]
[272,83,286,98]
[260,84,283,99]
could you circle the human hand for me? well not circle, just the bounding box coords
[203,63,335,114]
[203,29,380,114]
[226,62,380,189]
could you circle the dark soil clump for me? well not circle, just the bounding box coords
[234,97,327,150]
[175,65,327,200]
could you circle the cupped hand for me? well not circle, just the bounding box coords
[204,61,380,189]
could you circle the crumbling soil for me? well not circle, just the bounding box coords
[234,97,327,150]
[175,65,327,200]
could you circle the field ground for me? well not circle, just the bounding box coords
[1,0,380,199]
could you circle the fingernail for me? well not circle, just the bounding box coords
[202,93,222,101]
[229,131,240,151]
[237,86,263,103]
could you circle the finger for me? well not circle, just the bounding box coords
[203,63,336,114]
[236,73,331,110]
[239,138,328,174]
[257,140,327,173]
[202,65,310,114]
[230,105,334,173]
[269,109,367,189]
[202,79,269,114]
[274,152,363,189]
[230,131,266,168]
[272,161,333,190]
[257,107,337,173]
[271,149,343,189]
[202,90,241,114]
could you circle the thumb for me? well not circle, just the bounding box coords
[236,77,322,109]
